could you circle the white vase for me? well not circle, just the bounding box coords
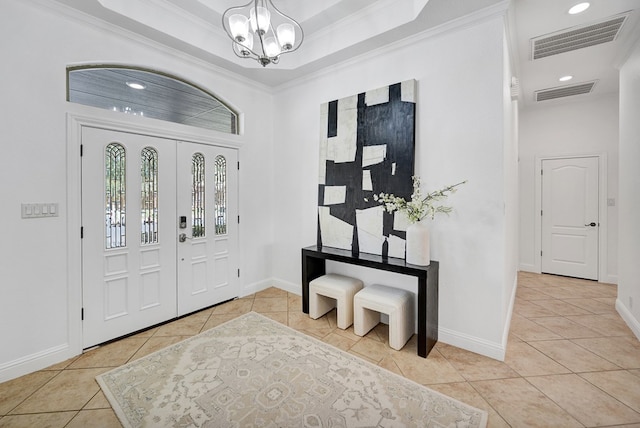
[406,221,430,266]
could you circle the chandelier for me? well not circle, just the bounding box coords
[222,0,304,67]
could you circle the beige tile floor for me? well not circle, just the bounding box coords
[1,272,640,427]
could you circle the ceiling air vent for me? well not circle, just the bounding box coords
[535,81,598,102]
[531,12,629,60]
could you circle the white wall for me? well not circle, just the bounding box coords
[0,0,275,381]
[271,12,514,359]
[503,30,519,342]
[617,38,640,338]
[518,94,619,283]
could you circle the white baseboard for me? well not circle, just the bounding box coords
[438,328,506,361]
[270,278,302,295]
[243,278,302,297]
[241,279,275,297]
[616,299,640,340]
[501,274,519,354]
[0,344,74,383]
[518,263,537,273]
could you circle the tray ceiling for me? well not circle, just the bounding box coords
[46,0,640,106]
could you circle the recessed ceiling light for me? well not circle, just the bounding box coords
[559,75,573,82]
[569,2,590,15]
[126,81,146,90]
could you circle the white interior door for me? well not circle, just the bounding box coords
[541,157,599,280]
[177,142,239,315]
[81,127,177,348]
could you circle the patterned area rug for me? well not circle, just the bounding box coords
[97,312,488,427]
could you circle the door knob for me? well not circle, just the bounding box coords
[179,233,191,242]
[585,222,597,227]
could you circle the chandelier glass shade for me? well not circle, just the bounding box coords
[222,0,304,67]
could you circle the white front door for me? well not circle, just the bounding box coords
[82,127,239,348]
[81,127,178,348]
[541,157,599,280]
[176,142,239,315]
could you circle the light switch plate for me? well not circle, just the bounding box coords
[22,203,59,218]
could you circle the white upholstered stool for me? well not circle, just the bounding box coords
[353,284,414,350]
[309,273,364,329]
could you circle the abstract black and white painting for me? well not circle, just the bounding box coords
[317,80,416,258]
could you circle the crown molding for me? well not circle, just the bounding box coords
[296,0,430,68]
[24,0,509,90]
[275,0,510,92]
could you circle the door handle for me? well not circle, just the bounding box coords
[178,233,192,242]
[585,222,597,227]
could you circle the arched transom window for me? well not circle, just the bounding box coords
[67,66,238,134]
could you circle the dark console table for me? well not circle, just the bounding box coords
[301,245,439,358]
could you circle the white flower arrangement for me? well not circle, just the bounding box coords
[373,176,466,223]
